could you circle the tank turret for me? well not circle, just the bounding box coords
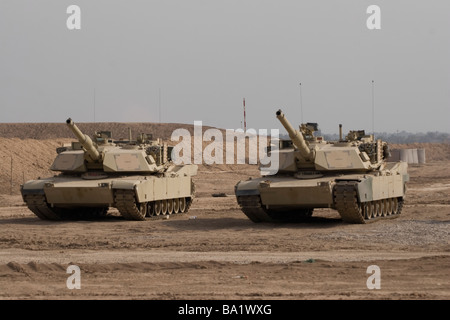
[274,109,389,173]
[53,118,171,173]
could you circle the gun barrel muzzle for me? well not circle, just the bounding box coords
[66,118,100,161]
[276,109,312,160]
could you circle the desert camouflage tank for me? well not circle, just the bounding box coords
[235,109,409,224]
[21,118,197,221]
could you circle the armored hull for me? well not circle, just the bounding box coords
[236,161,408,223]
[22,167,196,221]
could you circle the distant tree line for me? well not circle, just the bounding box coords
[374,131,450,144]
[280,131,450,143]
[325,131,450,143]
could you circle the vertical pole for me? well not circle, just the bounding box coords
[93,88,96,123]
[159,88,161,123]
[299,82,303,124]
[243,98,246,132]
[10,157,13,195]
[372,80,375,137]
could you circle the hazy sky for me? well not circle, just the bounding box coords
[0,0,449,134]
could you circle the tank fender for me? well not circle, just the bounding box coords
[112,176,194,203]
[111,180,137,190]
[335,177,373,203]
[21,179,49,194]
[337,174,407,203]
[234,180,261,196]
[166,164,198,177]
[355,178,373,203]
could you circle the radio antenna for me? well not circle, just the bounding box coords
[243,98,247,132]
[299,82,304,123]
[159,88,161,123]
[93,88,96,123]
[371,80,375,137]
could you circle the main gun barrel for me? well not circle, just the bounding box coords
[276,109,313,160]
[66,118,101,162]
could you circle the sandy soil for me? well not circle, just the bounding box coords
[0,155,449,300]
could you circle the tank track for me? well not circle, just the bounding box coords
[114,190,147,220]
[114,189,193,221]
[333,181,403,224]
[236,195,313,222]
[23,194,62,220]
[22,194,108,220]
[236,195,274,222]
[237,182,404,224]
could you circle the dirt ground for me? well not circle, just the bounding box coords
[0,155,449,300]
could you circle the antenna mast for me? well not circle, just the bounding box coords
[371,80,375,137]
[93,88,96,123]
[159,88,161,123]
[243,98,247,132]
[299,82,303,123]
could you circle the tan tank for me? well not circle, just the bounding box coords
[235,109,409,224]
[21,118,197,221]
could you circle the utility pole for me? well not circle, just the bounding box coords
[10,157,13,195]
[372,80,375,137]
[159,88,162,123]
[93,88,96,123]
[299,82,303,123]
[243,98,247,132]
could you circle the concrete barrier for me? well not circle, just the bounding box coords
[389,149,401,161]
[417,148,426,164]
[389,148,425,164]
[399,149,409,162]
[411,149,419,164]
